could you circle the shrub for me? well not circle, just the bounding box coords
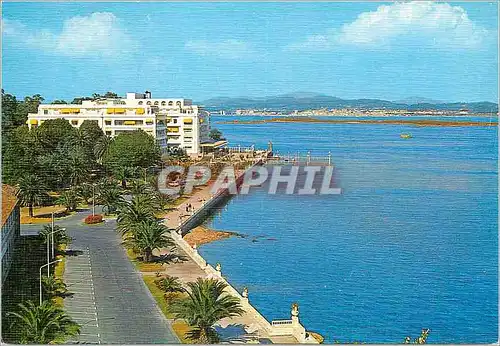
[84,214,103,224]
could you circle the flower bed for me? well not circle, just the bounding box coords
[84,214,103,224]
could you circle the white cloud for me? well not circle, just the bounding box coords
[2,12,137,57]
[287,1,490,51]
[185,39,254,59]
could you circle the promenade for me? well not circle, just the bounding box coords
[158,158,319,344]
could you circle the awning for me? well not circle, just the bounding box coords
[183,118,193,124]
[124,121,136,125]
[29,119,38,125]
[106,108,115,114]
[136,108,145,115]
[114,108,126,114]
[167,127,179,132]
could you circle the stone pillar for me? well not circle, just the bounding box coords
[215,262,222,277]
[291,303,299,325]
[328,151,332,166]
[242,287,249,304]
[193,243,197,253]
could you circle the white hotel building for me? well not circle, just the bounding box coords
[27,91,215,155]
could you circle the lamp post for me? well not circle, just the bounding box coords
[39,259,62,305]
[50,227,67,260]
[92,183,96,217]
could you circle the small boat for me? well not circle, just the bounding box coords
[400,133,412,139]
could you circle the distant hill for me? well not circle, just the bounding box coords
[201,93,498,113]
[394,96,444,105]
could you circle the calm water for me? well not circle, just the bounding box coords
[200,116,498,343]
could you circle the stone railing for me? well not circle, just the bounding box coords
[169,157,319,344]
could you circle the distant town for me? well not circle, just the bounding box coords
[212,108,498,117]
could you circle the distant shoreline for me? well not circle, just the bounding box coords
[217,117,498,127]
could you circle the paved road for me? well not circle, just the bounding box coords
[21,207,179,344]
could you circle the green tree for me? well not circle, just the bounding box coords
[51,100,67,104]
[155,275,184,294]
[41,276,68,299]
[97,180,123,215]
[67,148,91,186]
[7,300,80,344]
[79,120,104,145]
[171,278,244,343]
[117,194,159,235]
[209,128,223,141]
[113,166,137,189]
[103,130,160,173]
[2,126,39,184]
[70,96,93,105]
[39,225,72,248]
[122,220,174,262]
[36,118,77,153]
[57,188,80,212]
[94,135,114,164]
[77,184,94,205]
[16,174,49,217]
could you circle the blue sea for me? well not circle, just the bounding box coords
[199,116,498,344]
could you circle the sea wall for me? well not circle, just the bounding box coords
[170,157,319,344]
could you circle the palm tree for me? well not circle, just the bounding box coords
[57,188,80,212]
[41,276,68,299]
[117,194,158,235]
[67,149,89,186]
[171,278,244,343]
[39,224,71,248]
[113,166,137,189]
[97,181,123,215]
[156,275,185,304]
[122,220,174,262]
[7,300,80,344]
[16,174,49,217]
[155,275,184,294]
[77,183,93,205]
[94,135,113,163]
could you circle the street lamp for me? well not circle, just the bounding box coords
[39,259,62,305]
[50,227,67,260]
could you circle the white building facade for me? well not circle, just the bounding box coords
[27,91,211,155]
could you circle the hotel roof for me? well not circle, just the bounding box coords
[2,184,18,227]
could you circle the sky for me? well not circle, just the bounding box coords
[2,2,498,103]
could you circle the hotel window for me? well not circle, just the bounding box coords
[154,101,159,105]
[71,120,78,126]
[173,119,178,124]
[105,131,112,136]
[147,101,151,105]
[168,101,173,106]
[44,110,48,115]
[161,101,166,106]
[138,101,143,105]
[176,101,181,107]
[105,120,112,126]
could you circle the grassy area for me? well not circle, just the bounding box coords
[172,320,192,343]
[142,275,191,343]
[20,205,69,224]
[53,244,67,308]
[125,248,191,343]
